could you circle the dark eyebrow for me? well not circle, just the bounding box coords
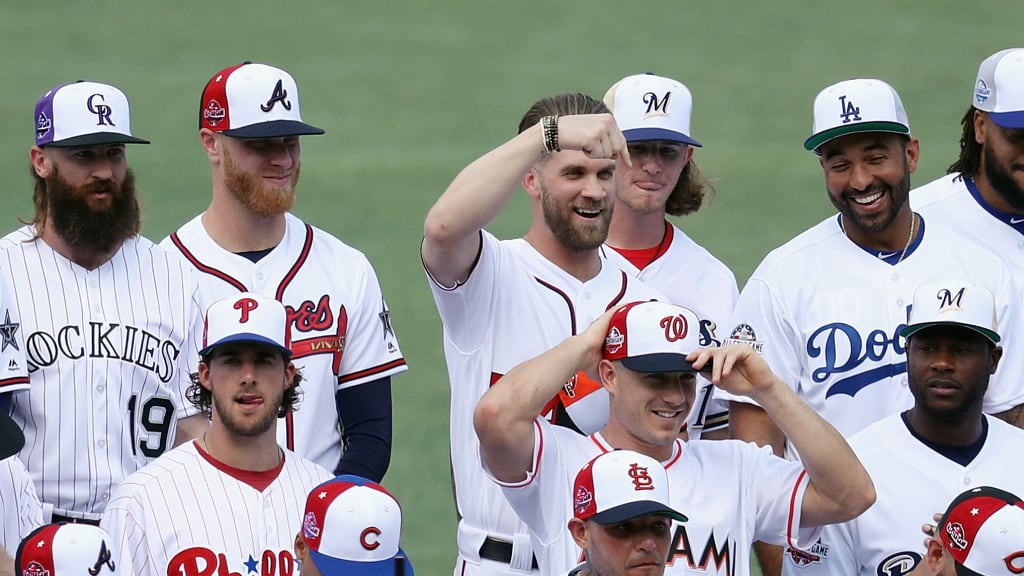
[821,138,891,161]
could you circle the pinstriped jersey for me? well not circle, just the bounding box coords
[0,454,42,556]
[100,441,332,576]
[602,222,739,437]
[161,212,407,471]
[495,419,816,576]
[0,265,30,395]
[0,227,204,517]
[427,231,663,565]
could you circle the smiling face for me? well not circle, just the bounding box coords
[199,342,296,438]
[218,134,301,217]
[602,361,695,458]
[531,150,616,251]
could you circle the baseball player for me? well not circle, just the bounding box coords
[160,62,406,478]
[912,486,1024,576]
[564,450,688,576]
[101,293,332,576]
[912,49,1024,415]
[601,73,739,439]
[422,93,664,575]
[295,475,415,576]
[16,523,120,576]
[474,300,876,576]
[783,281,1024,576]
[2,80,206,525]
[0,411,41,565]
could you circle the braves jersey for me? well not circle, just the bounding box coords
[782,414,1024,576]
[0,227,203,518]
[161,213,407,470]
[716,216,1024,457]
[602,222,738,437]
[494,419,816,576]
[101,441,332,576]
[427,231,663,574]
[0,454,42,556]
[912,173,1024,269]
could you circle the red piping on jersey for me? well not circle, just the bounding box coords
[192,440,285,491]
[787,469,809,548]
[535,277,577,334]
[608,221,675,270]
[0,376,30,390]
[663,439,683,468]
[338,358,407,384]
[168,232,247,291]
[275,225,314,300]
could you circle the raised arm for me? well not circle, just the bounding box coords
[474,309,614,483]
[422,114,629,288]
[689,344,876,526]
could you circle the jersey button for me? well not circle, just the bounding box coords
[89,279,98,289]
[97,385,105,393]
[583,292,591,300]
[896,299,904,306]
[963,476,971,485]
[890,274,898,282]
[98,439,106,448]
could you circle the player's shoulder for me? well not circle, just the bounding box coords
[985,414,1024,438]
[110,442,201,499]
[0,225,39,251]
[160,212,206,248]
[844,414,910,459]
[910,173,966,209]
[665,224,737,284]
[749,216,843,279]
[296,215,376,267]
[280,448,334,483]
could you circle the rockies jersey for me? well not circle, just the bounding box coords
[427,231,662,573]
[495,419,816,576]
[0,227,203,517]
[717,216,1024,456]
[782,414,1024,576]
[101,441,332,576]
[912,173,1024,269]
[0,454,42,556]
[161,213,407,471]
[602,222,738,436]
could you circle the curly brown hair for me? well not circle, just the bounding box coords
[947,107,982,178]
[665,158,717,216]
[186,352,303,419]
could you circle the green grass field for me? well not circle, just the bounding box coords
[2,2,1022,573]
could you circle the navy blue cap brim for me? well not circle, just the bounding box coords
[44,133,150,147]
[308,547,414,576]
[199,333,292,358]
[220,120,325,138]
[0,412,24,459]
[622,127,702,148]
[620,353,697,373]
[589,501,688,525]
[988,110,1024,129]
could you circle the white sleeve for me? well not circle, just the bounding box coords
[742,443,818,549]
[0,266,29,394]
[426,231,505,353]
[983,269,1024,413]
[782,521,857,576]
[100,495,157,576]
[174,277,204,420]
[0,456,42,555]
[336,255,408,389]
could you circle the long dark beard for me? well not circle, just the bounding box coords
[45,166,140,253]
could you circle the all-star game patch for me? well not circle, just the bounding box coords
[723,323,765,353]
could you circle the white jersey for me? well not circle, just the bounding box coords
[717,216,1024,457]
[494,419,816,576]
[602,222,738,436]
[782,414,1024,576]
[0,227,203,518]
[912,173,1024,269]
[101,441,332,576]
[427,231,663,575]
[0,454,43,556]
[161,213,407,470]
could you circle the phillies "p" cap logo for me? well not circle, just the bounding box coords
[200,292,291,357]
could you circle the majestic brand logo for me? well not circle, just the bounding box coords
[260,80,292,112]
[627,463,655,490]
[86,94,115,126]
[88,541,115,576]
[661,314,689,342]
[642,91,671,118]
[937,287,966,312]
[839,95,861,124]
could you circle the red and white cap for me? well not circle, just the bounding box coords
[200,293,291,357]
[16,523,118,576]
[804,78,910,152]
[603,73,702,147]
[573,450,687,525]
[604,301,703,373]
[301,475,414,576]
[974,48,1024,129]
[938,486,1024,576]
[199,62,324,138]
[34,81,149,147]
[900,281,1000,344]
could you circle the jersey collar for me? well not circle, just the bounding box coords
[835,214,926,266]
[964,176,1024,235]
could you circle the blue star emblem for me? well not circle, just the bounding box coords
[0,311,19,352]
[243,554,258,574]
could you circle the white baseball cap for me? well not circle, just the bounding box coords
[900,281,1000,344]
[973,48,1024,129]
[34,81,150,147]
[603,73,702,147]
[301,475,414,576]
[199,62,324,138]
[573,450,687,524]
[804,78,910,152]
[938,486,1024,576]
[604,301,703,372]
[16,524,119,576]
[200,292,292,357]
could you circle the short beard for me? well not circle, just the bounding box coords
[540,181,612,251]
[982,140,1024,212]
[223,145,298,217]
[213,385,284,437]
[45,166,140,253]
